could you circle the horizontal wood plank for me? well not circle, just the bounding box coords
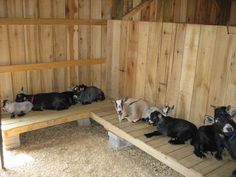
[0,18,107,26]
[0,59,106,73]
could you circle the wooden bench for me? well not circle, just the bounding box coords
[1,100,113,149]
[2,100,236,177]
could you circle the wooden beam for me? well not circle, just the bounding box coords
[122,0,153,20]
[0,18,107,26]
[0,59,106,73]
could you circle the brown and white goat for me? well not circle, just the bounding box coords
[113,97,149,122]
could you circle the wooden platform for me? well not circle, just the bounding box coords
[2,100,236,177]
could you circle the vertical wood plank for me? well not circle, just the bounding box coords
[7,0,28,96]
[125,22,139,97]
[207,26,230,113]
[163,0,174,22]
[165,24,186,116]
[107,20,121,98]
[24,0,42,94]
[190,25,217,125]
[38,0,54,92]
[118,21,130,98]
[156,23,176,106]
[91,0,102,87]
[101,0,112,93]
[52,0,67,92]
[0,0,13,100]
[77,0,91,86]
[144,22,162,104]
[176,24,200,119]
[66,0,79,87]
[0,25,14,100]
[134,21,149,98]
[225,35,236,107]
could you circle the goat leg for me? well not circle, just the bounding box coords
[10,113,15,119]
[215,143,224,160]
[169,138,185,145]
[144,131,162,138]
[17,111,26,117]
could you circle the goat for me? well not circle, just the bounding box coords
[144,110,198,145]
[2,100,33,118]
[113,97,149,122]
[142,105,174,122]
[72,84,105,105]
[15,92,71,111]
[192,105,236,160]
[232,169,236,177]
[61,91,78,105]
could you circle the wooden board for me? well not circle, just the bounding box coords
[90,104,236,177]
[2,100,112,137]
[106,20,236,125]
[2,98,236,177]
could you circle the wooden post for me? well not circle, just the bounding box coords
[0,96,5,170]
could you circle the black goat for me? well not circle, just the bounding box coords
[192,105,236,160]
[72,84,105,105]
[61,91,78,106]
[144,111,197,145]
[15,92,71,111]
[232,169,236,177]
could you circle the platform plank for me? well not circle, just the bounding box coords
[90,104,236,177]
[2,100,111,137]
[2,100,235,176]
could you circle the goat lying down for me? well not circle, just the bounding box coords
[3,100,33,118]
[113,97,149,122]
[72,84,105,105]
[15,92,72,111]
[144,108,198,145]
[192,105,236,160]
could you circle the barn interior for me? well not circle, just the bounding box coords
[0,0,236,177]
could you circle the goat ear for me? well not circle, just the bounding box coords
[123,97,128,102]
[170,105,175,110]
[204,115,214,124]
[229,109,236,118]
[226,105,231,111]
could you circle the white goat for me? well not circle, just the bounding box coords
[113,97,149,122]
[3,100,33,118]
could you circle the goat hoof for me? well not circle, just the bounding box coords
[194,151,206,158]
[215,154,222,160]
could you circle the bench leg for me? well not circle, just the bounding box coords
[77,118,91,126]
[108,132,133,150]
[3,134,20,150]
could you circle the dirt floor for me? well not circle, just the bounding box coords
[0,121,183,177]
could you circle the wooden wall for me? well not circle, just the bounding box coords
[0,0,111,100]
[107,20,236,125]
[114,0,232,25]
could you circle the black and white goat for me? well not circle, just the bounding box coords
[3,100,33,118]
[142,105,175,121]
[15,91,72,111]
[192,105,236,160]
[72,84,105,105]
[144,110,197,145]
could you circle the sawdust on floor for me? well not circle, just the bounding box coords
[0,121,183,177]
